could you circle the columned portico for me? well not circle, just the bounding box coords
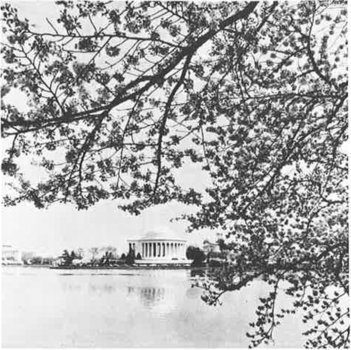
[136,241,187,259]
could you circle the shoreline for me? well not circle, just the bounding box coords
[2,264,210,271]
[49,265,196,270]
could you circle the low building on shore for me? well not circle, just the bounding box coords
[2,245,23,265]
[202,239,221,254]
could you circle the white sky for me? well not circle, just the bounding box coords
[1,0,218,257]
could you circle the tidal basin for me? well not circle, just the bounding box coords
[2,267,305,348]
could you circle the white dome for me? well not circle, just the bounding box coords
[138,226,186,241]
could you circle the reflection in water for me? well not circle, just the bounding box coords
[60,280,117,294]
[127,285,178,314]
[61,281,83,292]
[128,286,166,307]
[89,283,117,294]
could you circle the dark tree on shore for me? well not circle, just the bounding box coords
[186,246,206,267]
[30,256,44,265]
[126,249,135,265]
[59,249,74,266]
[1,1,348,347]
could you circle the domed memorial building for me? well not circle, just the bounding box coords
[127,227,190,265]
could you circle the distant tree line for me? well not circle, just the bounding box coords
[57,246,139,267]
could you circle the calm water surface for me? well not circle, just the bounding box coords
[2,267,305,347]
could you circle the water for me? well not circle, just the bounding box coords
[2,267,305,347]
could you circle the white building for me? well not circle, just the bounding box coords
[203,239,221,254]
[2,245,23,265]
[127,227,190,265]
